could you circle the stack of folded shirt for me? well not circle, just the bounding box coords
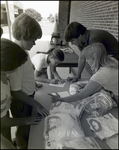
[86,113,118,140]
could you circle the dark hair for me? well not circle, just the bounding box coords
[1,27,3,37]
[12,13,42,41]
[64,22,86,42]
[36,47,64,61]
[1,38,28,71]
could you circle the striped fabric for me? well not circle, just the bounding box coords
[1,81,11,118]
[85,62,93,76]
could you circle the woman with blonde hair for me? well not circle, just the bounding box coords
[83,43,118,73]
[50,43,118,105]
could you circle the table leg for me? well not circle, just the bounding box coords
[69,67,71,73]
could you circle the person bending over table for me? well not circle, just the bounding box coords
[31,47,65,84]
[1,38,41,149]
[50,43,118,105]
[64,22,118,82]
[8,13,49,149]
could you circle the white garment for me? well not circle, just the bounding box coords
[8,52,35,95]
[90,67,118,96]
[87,113,118,140]
[31,53,48,71]
[1,80,11,118]
[44,113,85,142]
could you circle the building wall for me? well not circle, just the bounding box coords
[67,1,118,56]
[1,1,23,26]
[68,1,118,76]
[70,1,118,40]
[58,1,70,40]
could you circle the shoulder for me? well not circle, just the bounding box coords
[90,29,109,35]
[33,53,46,59]
[91,67,106,78]
[91,67,115,79]
[89,29,116,42]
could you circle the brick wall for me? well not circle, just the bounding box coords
[58,1,70,40]
[67,1,118,76]
[70,1,118,40]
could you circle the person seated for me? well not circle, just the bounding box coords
[31,47,65,84]
[50,43,118,105]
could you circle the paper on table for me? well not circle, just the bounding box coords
[77,80,89,84]
[51,91,70,98]
[49,82,65,87]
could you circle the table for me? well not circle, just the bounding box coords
[28,80,118,149]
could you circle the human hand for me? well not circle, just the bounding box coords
[25,114,42,125]
[50,79,59,84]
[48,92,61,103]
[58,78,65,83]
[67,77,79,82]
[35,82,43,91]
[35,103,49,118]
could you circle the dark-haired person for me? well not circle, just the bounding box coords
[32,48,65,84]
[1,38,41,149]
[64,21,118,82]
[8,13,49,149]
[51,43,118,106]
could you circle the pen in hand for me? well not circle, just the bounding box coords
[48,93,54,97]
[48,92,60,97]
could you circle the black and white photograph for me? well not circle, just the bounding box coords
[1,1,118,149]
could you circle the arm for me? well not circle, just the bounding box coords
[67,53,86,82]
[64,80,102,102]
[34,69,59,84]
[50,65,65,83]
[76,54,86,79]
[11,90,49,117]
[52,80,102,103]
[34,69,51,83]
[1,113,41,129]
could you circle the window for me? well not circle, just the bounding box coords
[1,1,24,40]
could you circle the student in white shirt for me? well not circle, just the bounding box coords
[1,38,41,149]
[32,47,65,84]
[8,13,49,149]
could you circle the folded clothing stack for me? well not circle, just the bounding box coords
[87,113,118,140]
[43,101,101,149]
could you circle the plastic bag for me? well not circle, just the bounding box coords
[58,137,101,149]
[86,113,118,140]
[69,83,85,95]
[105,134,118,149]
[50,101,84,118]
[81,90,115,117]
[45,137,101,149]
[44,113,85,143]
